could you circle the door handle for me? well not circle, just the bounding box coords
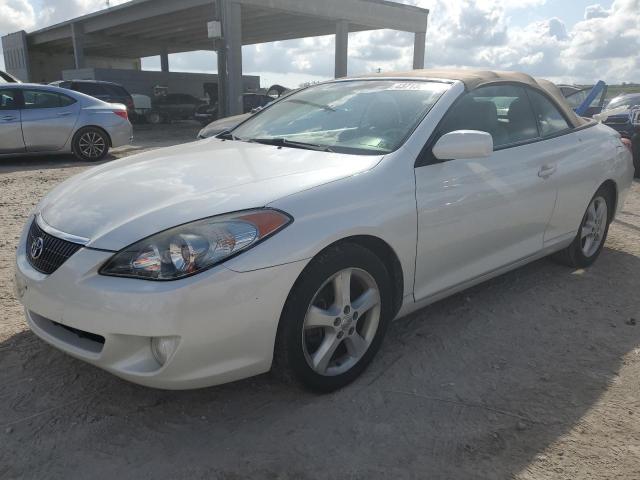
[57,111,73,117]
[538,165,557,179]
[1,115,16,121]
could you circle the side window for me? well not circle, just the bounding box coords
[527,90,571,137]
[103,84,129,98]
[23,90,75,109]
[439,84,539,149]
[0,90,18,110]
[73,83,108,97]
[59,94,76,107]
[564,90,587,109]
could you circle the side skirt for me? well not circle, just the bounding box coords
[395,238,574,320]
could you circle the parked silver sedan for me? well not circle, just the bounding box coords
[0,84,132,161]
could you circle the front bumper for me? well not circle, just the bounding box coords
[15,229,306,389]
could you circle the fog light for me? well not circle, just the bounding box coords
[151,336,180,366]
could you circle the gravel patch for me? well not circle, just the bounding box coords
[0,129,638,479]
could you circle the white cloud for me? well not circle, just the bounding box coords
[585,4,610,19]
[0,0,36,33]
[0,0,639,85]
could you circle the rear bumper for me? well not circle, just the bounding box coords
[108,121,133,148]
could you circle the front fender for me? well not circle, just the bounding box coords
[223,163,417,299]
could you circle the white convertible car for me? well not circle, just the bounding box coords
[14,70,634,392]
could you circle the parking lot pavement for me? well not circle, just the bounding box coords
[0,134,639,479]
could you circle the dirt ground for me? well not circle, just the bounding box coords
[1,124,639,479]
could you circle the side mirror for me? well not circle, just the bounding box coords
[432,130,493,161]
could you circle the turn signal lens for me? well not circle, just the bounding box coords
[100,209,292,281]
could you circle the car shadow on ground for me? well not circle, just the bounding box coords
[1,247,639,479]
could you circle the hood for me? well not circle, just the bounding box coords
[39,139,382,251]
[199,113,251,138]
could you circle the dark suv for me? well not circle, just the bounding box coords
[50,80,134,112]
[603,94,640,175]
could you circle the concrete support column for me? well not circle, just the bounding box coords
[217,0,243,118]
[413,31,426,70]
[160,47,169,73]
[71,23,85,69]
[335,20,349,78]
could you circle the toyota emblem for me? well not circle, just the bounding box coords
[30,237,44,260]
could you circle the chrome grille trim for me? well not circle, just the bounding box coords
[26,219,84,275]
[36,214,90,246]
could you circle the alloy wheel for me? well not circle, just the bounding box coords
[302,268,381,376]
[581,196,608,258]
[78,131,106,159]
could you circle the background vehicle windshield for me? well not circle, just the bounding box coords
[232,80,450,155]
[607,95,640,110]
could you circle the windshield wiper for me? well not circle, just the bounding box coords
[217,130,238,140]
[247,138,335,153]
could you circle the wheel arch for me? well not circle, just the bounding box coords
[599,179,618,220]
[290,235,405,319]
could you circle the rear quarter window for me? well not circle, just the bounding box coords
[73,83,109,97]
[527,90,571,137]
[103,84,130,97]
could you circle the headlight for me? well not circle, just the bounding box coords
[100,209,292,280]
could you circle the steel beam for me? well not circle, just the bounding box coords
[71,23,85,69]
[413,31,426,70]
[217,0,243,118]
[160,46,170,72]
[335,20,349,79]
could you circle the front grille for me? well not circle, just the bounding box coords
[51,320,105,345]
[26,219,83,274]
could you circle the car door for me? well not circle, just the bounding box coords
[0,88,25,153]
[413,84,558,301]
[525,89,604,244]
[21,89,80,152]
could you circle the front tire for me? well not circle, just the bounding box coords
[72,127,110,162]
[552,186,613,268]
[274,243,393,392]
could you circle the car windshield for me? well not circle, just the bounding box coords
[607,95,640,110]
[231,80,450,155]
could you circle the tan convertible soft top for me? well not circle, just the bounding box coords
[362,69,586,128]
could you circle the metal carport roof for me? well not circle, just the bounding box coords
[8,0,429,116]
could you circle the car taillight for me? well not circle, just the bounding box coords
[621,137,633,153]
[114,110,129,121]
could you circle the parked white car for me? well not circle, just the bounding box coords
[14,70,633,392]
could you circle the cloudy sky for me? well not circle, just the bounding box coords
[1,0,639,88]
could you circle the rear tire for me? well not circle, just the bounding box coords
[552,186,613,268]
[146,111,164,125]
[72,127,110,162]
[273,243,393,392]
